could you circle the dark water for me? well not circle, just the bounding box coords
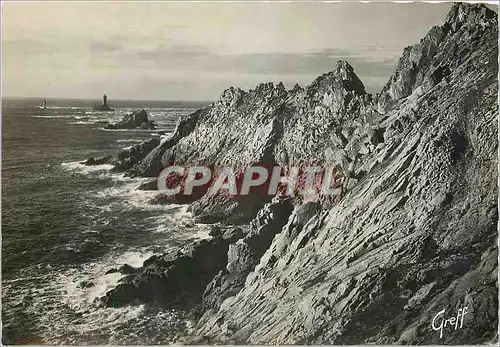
[2,98,211,344]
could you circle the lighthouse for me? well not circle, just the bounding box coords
[93,94,115,111]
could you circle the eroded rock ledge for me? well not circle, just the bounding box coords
[98,3,497,344]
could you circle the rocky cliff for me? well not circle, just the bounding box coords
[103,3,498,344]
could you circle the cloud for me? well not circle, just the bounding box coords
[96,43,397,79]
[88,40,124,54]
[2,2,452,100]
[2,39,58,55]
[3,37,397,98]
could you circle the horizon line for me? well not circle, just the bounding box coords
[1,95,214,103]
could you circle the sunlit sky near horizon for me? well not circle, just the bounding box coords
[3,2,460,101]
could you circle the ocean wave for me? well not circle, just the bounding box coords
[69,121,96,125]
[4,188,209,344]
[3,275,54,284]
[33,233,201,343]
[116,139,144,143]
[61,161,115,174]
[32,115,75,119]
[43,106,84,110]
[8,246,183,344]
[60,248,156,309]
[150,206,211,239]
[61,161,165,210]
[94,177,164,211]
[97,128,156,132]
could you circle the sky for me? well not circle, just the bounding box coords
[2,2,457,101]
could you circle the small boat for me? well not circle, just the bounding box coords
[38,100,47,109]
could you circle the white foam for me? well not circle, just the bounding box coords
[148,205,212,239]
[94,177,164,211]
[61,161,171,211]
[25,250,155,337]
[69,121,96,125]
[3,274,53,284]
[61,161,114,174]
[3,248,155,344]
[4,197,210,343]
[59,248,156,310]
[98,128,154,132]
[40,106,83,110]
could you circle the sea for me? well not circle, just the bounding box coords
[2,98,212,344]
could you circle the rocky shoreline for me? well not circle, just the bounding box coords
[85,4,497,344]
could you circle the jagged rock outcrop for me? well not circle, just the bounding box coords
[377,3,496,112]
[125,108,208,177]
[128,62,374,177]
[100,3,497,345]
[106,109,155,130]
[117,60,376,223]
[80,155,113,166]
[99,227,246,308]
[112,137,161,172]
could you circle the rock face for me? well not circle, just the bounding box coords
[197,198,295,317]
[377,3,496,113]
[106,109,155,130]
[101,3,497,345]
